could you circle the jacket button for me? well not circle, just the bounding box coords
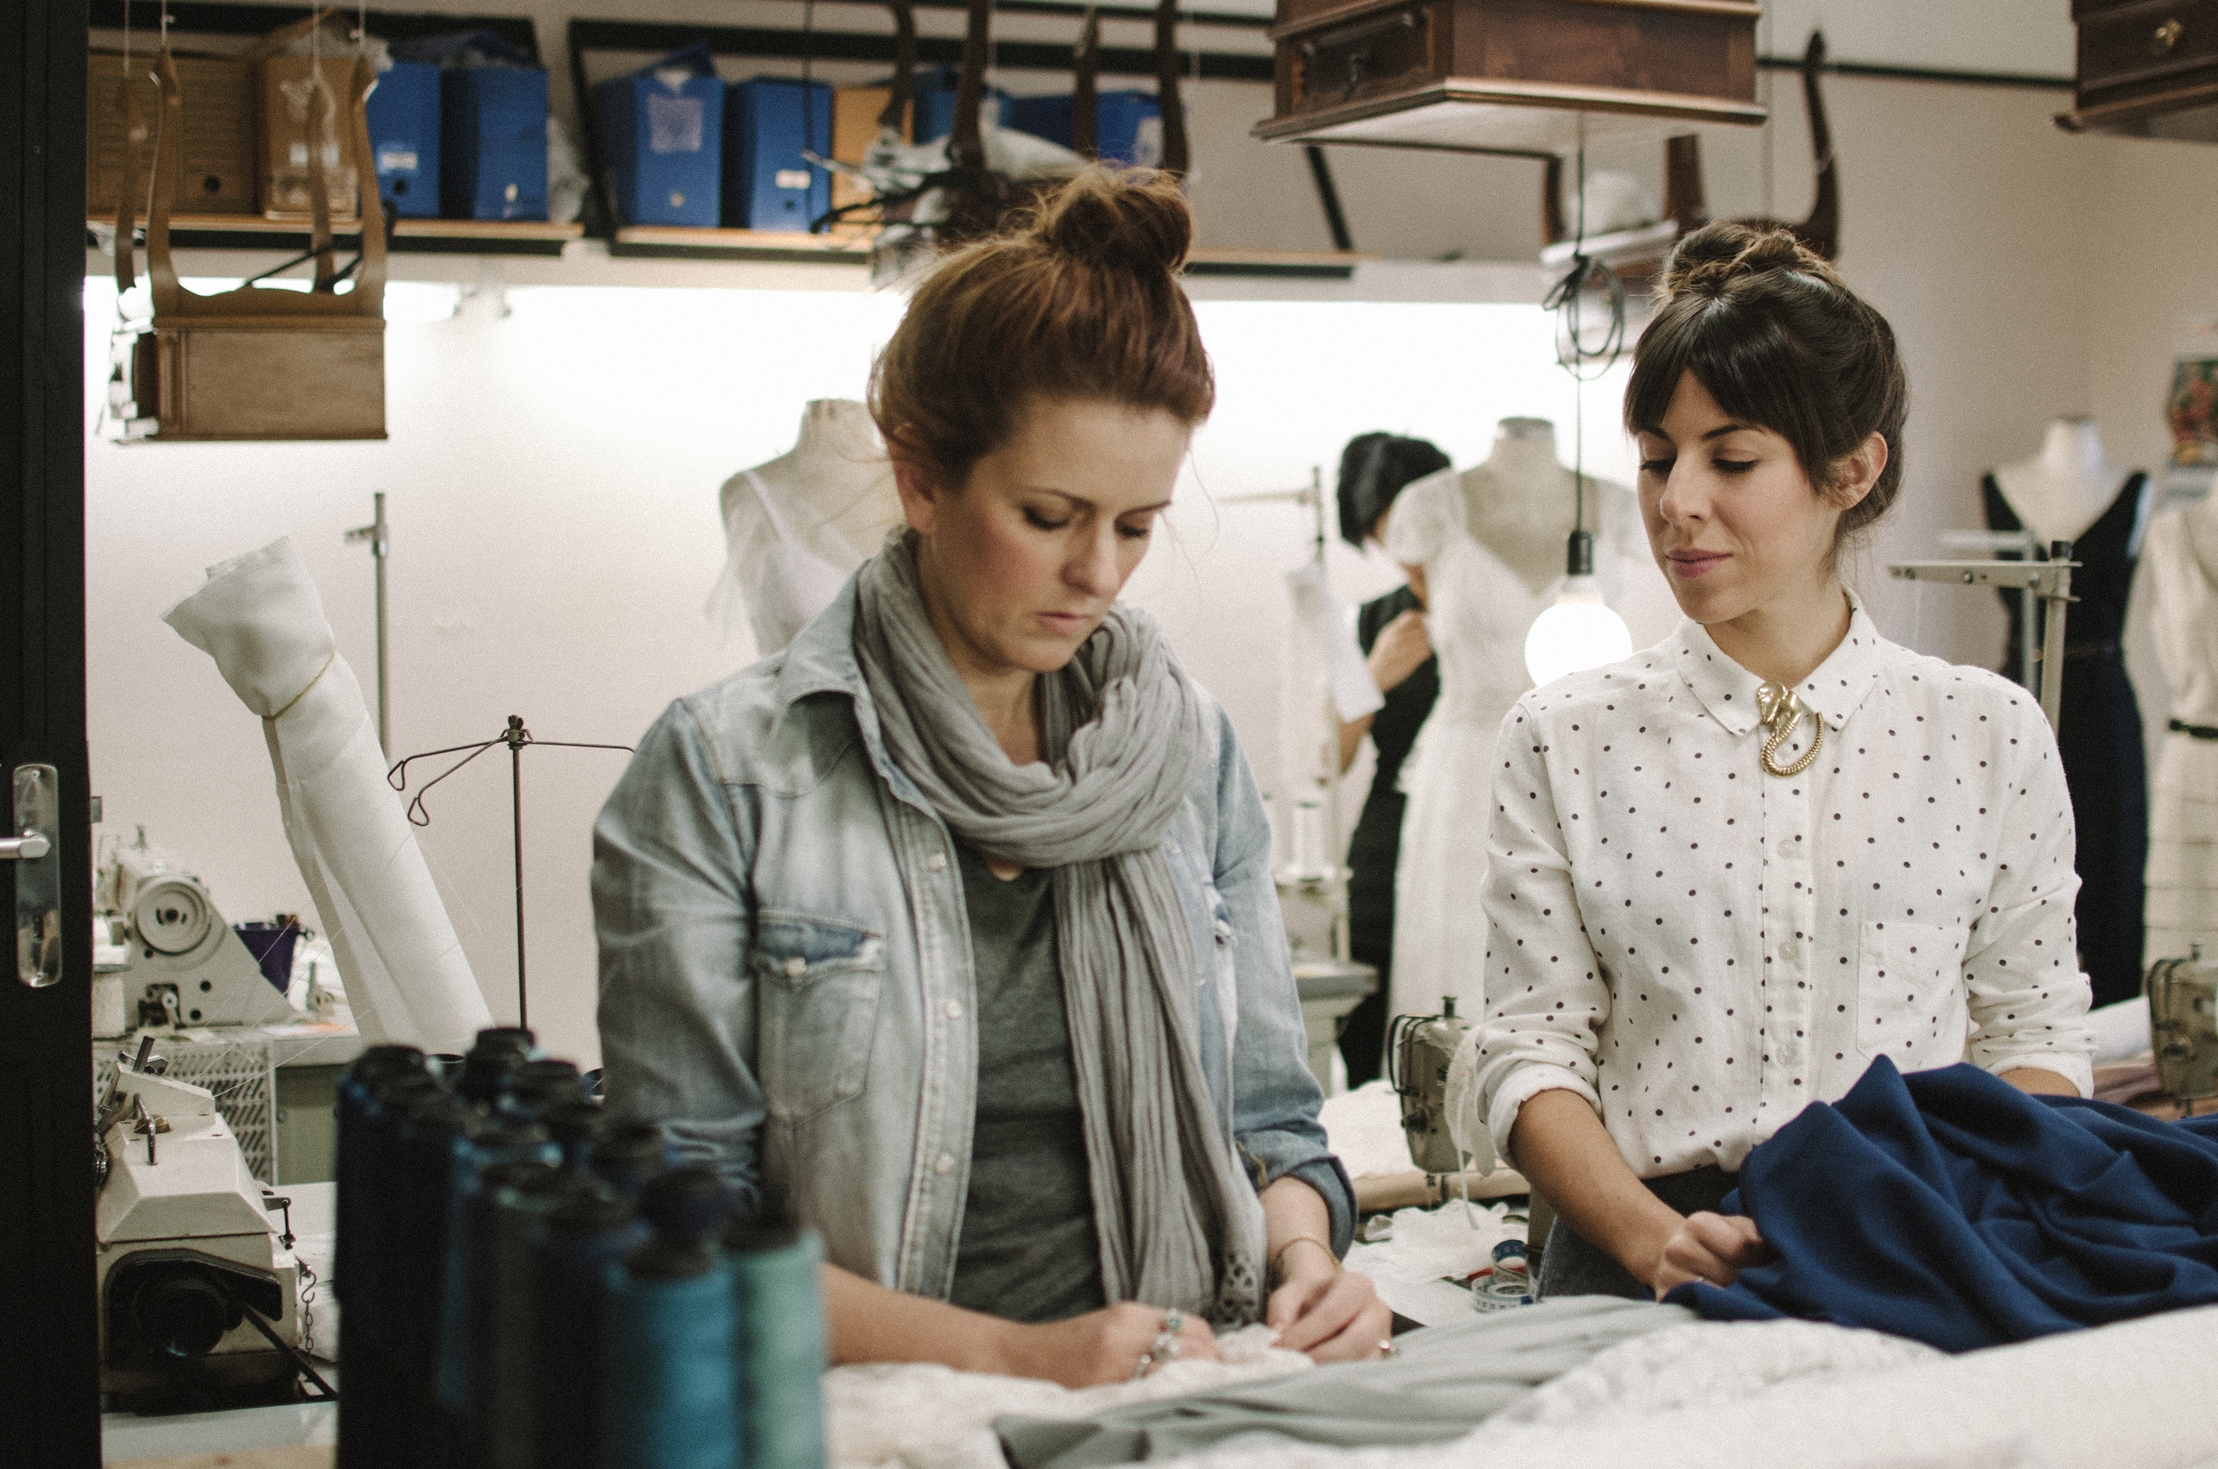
[933,1152,954,1175]
[945,1000,963,1018]
[926,852,949,872]
[783,956,807,977]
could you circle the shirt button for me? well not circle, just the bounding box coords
[783,956,807,977]
[926,852,948,872]
[933,1152,954,1175]
[945,1000,964,1018]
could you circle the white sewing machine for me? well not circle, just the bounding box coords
[93,832,296,1036]
[95,1041,315,1408]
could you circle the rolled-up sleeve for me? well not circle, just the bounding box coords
[1961,705,2095,1095]
[1214,710,1356,1255]
[592,698,766,1208]
[1470,701,1613,1167]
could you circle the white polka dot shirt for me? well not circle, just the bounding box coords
[1462,597,2096,1179]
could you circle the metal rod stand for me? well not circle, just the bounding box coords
[1888,540,2078,734]
[343,491,390,757]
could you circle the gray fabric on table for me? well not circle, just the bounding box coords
[995,1296,1690,1467]
[1537,1165,1739,1302]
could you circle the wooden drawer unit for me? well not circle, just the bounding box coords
[2061,0,2218,141]
[1258,0,1763,156]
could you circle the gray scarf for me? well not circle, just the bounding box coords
[852,531,1267,1325]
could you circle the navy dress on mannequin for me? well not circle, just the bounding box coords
[1983,470,2152,1008]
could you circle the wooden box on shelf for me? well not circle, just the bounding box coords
[2059,0,2218,142]
[1252,0,1765,156]
[86,51,255,215]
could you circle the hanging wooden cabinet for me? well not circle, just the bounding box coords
[1253,0,1765,157]
[2059,0,2218,142]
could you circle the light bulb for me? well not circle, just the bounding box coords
[1525,574,1632,687]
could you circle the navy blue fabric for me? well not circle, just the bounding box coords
[1665,1057,2218,1351]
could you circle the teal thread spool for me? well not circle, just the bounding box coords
[600,1168,743,1469]
[727,1219,830,1469]
[482,1165,578,1469]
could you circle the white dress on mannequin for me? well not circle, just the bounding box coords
[2144,497,2218,962]
[708,399,903,657]
[1381,420,1673,1026]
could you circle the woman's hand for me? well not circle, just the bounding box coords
[1266,1243,1394,1363]
[1648,1210,1769,1299]
[1001,1302,1221,1389]
[1366,609,1432,696]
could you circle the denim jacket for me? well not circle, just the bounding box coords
[593,582,1353,1301]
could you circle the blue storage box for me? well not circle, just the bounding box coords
[721,78,831,231]
[390,31,549,221]
[912,65,1009,144]
[1005,90,1161,166]
[595,42,724,228]
[365,61,441,217]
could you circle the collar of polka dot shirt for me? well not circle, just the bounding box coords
[1670,591,1887,747]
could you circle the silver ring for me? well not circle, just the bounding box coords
[1130,1350,1155,1381]
[1379,1338,1396,1357]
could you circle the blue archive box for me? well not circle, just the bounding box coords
[1005,90,1162,167]
[912,65,1010,144]
[722,78,831,231]
[393,31,550,221]
[596,42,724,228]
[365,61,441,216]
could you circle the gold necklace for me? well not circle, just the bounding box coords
[1756,681,1823,777]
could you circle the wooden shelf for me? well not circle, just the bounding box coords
[607,225,877,264]
[96,215,586,257]
[1186,247,1372,279]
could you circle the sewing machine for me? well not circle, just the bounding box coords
[1391,1001,1474,1174]
[95,1039,318,1409]
[94,832,295,1036]
[2149,944,2218,1100]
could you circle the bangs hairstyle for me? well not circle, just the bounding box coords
[869,168,1215,487]
[1626,222,1909,543]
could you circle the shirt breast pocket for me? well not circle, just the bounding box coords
[750,911,886,1122]
[1855,920,1969,1069]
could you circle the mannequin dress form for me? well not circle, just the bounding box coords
[2142,495,2218,964]
[1983,418,2154,1007]
[1381,417,1675,1026]
[710,399,903,656]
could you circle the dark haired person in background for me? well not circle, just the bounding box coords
[1332,433,1451,1086]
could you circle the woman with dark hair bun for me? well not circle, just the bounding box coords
[593,168,1388,1385]
[1455,222,2095,1301]
[1330,432,1450,1085]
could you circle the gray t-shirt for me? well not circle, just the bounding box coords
[944,842,1106,1323]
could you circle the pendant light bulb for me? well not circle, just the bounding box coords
[1525,530,1632,688]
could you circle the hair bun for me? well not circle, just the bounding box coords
[1661,220,1842,303]
[1022,167,1193,276]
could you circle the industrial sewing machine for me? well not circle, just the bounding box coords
[93,831,296,1036]
[95,1038,323,1410]
[1391,1001,1474,1174]
[2149,944,2218,1101]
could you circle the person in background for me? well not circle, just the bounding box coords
[1332,433,1451,1086]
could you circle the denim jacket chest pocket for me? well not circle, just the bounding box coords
[751,910,887,1121]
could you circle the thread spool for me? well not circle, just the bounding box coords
[458,1031,534,1109]
[335,1050,429,1469]
[727,1219,829,1469]
[533,1184,648,1469]
[601,1168,743,1469]
[541,1098,603,1172]
[387,1090,480,1468]
[480,1165,578,1469]
[434,1120,560,1435]
[591,1120,670,1200]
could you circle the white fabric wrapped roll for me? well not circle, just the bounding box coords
[165,538,491,1054]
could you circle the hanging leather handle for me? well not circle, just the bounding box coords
[880,0,917,136]
[114,57,151,294]
[950,0,991,173]
[147,50,184,317]
[1072,8,1100,160]
[347,53,387,312]
[1154,0,1188,178]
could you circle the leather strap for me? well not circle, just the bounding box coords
[2169,718,2218,741]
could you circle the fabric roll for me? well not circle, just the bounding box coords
[165,538,491,1054]
[995,1296,1687,1467]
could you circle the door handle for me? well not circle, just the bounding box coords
[11,764,61,987]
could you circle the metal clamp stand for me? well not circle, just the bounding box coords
[386,716,632,1029]
[1889,539,2077,734]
